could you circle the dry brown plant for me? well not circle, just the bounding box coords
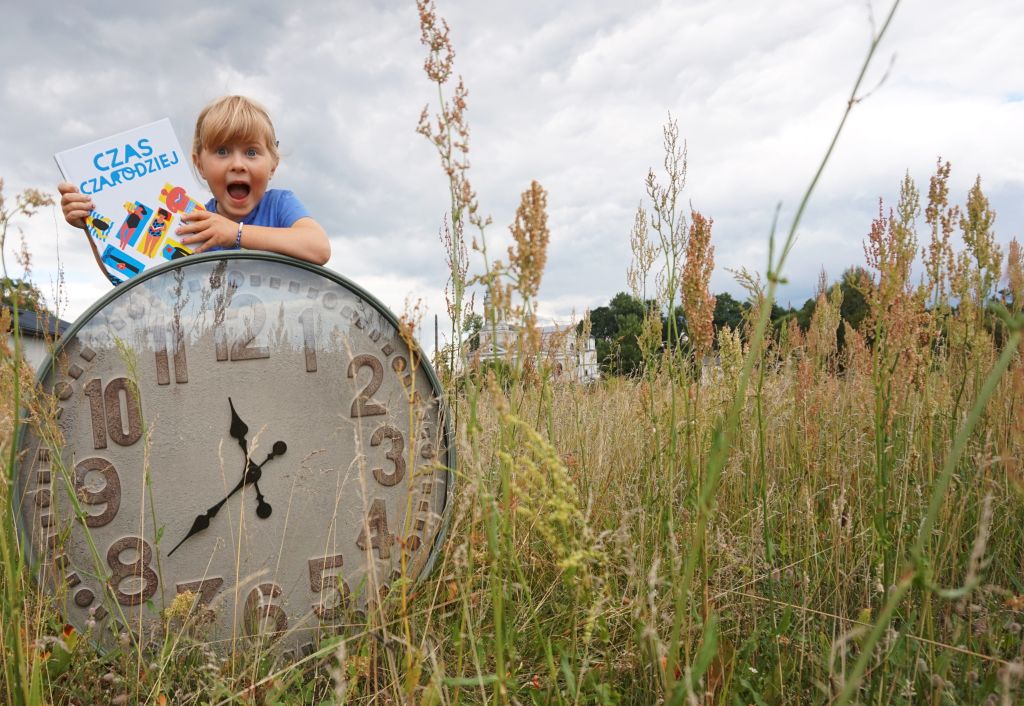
[681,210,715,361]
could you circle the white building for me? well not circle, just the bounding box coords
[3,306,68,372]
[469,318,599,383]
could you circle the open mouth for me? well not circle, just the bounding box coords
[227,182,251,201]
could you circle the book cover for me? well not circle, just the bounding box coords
[55,118,210,285]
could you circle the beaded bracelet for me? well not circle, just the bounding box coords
[235,222,244,250]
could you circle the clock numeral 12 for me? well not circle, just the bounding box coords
[84,377,143,449]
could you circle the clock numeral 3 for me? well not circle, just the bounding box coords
[370,425,405,486]
[244,582,288,640]
[74,457,121,527]
[84,377,143,449]
[107,535,158,606]
[308,554,351,621]
[347,354,387,417]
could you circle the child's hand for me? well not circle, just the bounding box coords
[177,211,238,253]
[58,182,93,230]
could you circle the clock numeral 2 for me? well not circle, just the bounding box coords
[347,354,387,417]
[84,377,143,449]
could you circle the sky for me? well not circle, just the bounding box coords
[1,0,1021,353]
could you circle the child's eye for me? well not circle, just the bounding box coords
[246,147,259,158]
[215,147,229,156]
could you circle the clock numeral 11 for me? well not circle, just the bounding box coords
[154,320,188,385]
[84,377,143,449]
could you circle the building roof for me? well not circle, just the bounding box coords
[3,306,70,338]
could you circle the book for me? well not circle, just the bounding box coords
[55,118,210,285]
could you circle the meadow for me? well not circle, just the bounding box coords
[3,0,1024,703]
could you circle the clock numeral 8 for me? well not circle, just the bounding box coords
[107,536,158,606]
[244,582,288,640]
[74,457,121,527]
[84,377,143,449]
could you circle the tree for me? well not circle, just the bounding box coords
[1,277,47,314]
[588,292,646,376]
[712,292,746,333]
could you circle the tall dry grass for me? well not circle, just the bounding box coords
[2,0,1024,703]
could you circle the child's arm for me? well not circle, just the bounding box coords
[58,182,111,278]
[177,210,331,265]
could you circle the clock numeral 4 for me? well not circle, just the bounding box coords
[308,554,351,621]
[84,377,143,449]
[356,499,394,559]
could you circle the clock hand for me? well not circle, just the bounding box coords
[228,397,250,456]
[167,440,287,556]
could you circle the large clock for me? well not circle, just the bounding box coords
[14,252,454,658]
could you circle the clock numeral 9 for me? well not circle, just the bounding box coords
[215,293,270,362]
[107,536,158,606]
[308,554,351,621]
[74,457,121,527]
[370,425,405,486]
[347,354,387,417]
[244,582,288,640]
[84,377,143,449]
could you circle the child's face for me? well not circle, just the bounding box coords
[193,140,277,221]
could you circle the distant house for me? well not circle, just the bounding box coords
[470,318,599,383]
[3,306,70,372]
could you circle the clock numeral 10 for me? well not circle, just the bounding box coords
[84,377,143,449]
[244,582,288,640]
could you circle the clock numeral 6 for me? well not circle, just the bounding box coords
[84,377,143,449]
[244,582,288,640]
[308,554,351,621]
[74,457,121,527]
[107,536,158,606]
[370,425,405,486]
[347,354,387,417]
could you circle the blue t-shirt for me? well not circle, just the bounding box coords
[204,189,311,251]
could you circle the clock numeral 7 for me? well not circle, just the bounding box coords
[176,577,224,620]
[84,377,143,449]
[308,553,351,621]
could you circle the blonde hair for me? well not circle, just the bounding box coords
[192,95,280,164]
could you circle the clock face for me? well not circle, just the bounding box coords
[15,252,453,658]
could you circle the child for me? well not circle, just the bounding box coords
[58,95,331,272]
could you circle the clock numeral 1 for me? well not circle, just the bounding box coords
[356,499,394,559]
[308,554,351,621]
[244,582,288,640]
[154,320,188,385]
[84,377,143,449]
[299,307,317,372]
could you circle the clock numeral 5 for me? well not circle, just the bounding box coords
[84,377,143,449]
[308,554,351,621]
[244,582,288,640]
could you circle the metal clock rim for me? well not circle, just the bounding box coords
[13,250,456,602]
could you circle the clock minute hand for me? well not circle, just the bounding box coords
[228,397,250,455]
[167,474,247,557]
